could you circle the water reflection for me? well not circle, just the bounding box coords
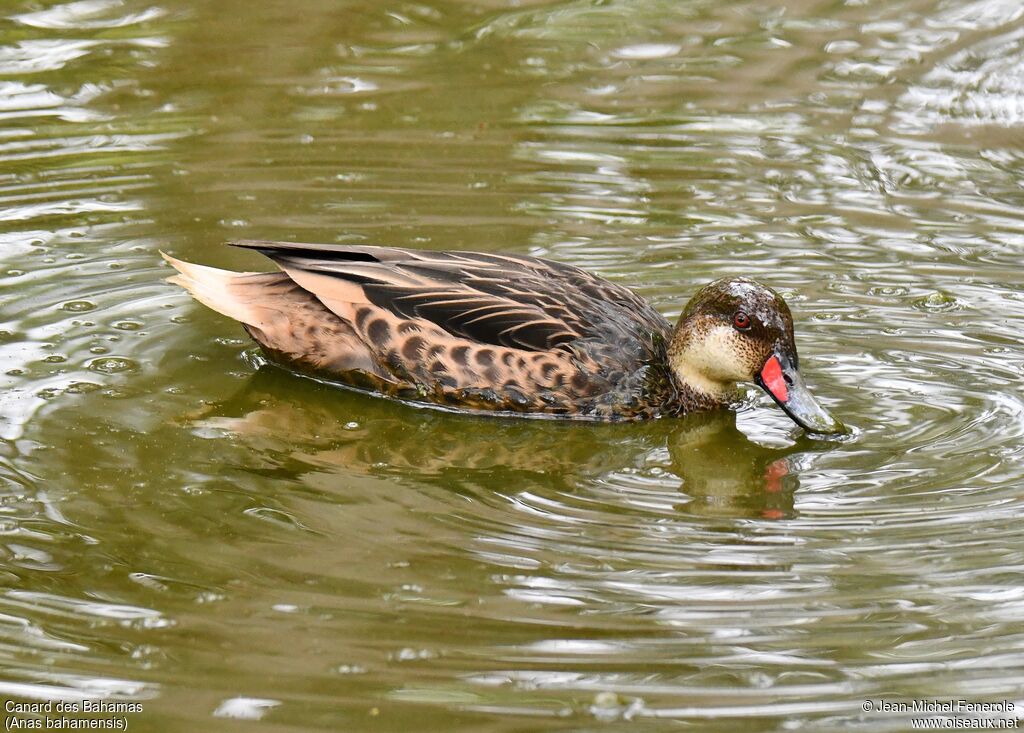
[192,366,825,521]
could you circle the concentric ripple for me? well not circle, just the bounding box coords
[1,0,1023,731]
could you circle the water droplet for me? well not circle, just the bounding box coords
[41,354,66,363]
[913,291,964,312]
[392,647,437,661]
[195,591,224,604]
[334,664,367,675]
[135,616,175,629]
[129,644,163,664]
[89,357,138,374]
[65,382,101,394]
[868,285,908,297]
[113,321,142,331]
[61,300,95,312]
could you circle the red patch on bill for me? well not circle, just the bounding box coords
[763,458,789,493]
[760,355,788,403]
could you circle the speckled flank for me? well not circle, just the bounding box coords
[164,244,805,421]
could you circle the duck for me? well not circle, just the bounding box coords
[162,240,845,434]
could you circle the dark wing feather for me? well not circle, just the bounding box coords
[230,240,670,355]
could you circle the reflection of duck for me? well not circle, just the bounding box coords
[663,411,809,519]
[193,369,822,519]
[163,241,843,434]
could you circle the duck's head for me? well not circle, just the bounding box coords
[668,277,845,435]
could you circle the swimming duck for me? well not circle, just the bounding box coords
[162,241,844,434]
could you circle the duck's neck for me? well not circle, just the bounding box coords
[670,360,737,406]
[663,321,739,412]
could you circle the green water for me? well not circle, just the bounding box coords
[2,0,1024,730]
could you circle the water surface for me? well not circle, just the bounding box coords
[1,0,1023,730]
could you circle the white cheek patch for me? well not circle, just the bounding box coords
[681,325,752,383]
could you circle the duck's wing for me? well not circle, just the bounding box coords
[230,240,671,356]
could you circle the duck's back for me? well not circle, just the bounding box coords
[165,241,675,419]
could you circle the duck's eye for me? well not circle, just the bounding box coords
[733,311,751,330]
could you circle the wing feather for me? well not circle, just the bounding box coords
[230,240,670,355]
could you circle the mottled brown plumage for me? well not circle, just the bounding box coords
[162,241,845,433]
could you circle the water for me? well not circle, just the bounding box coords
[1,0,1023,730]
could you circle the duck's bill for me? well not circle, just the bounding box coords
[755,353,846,436]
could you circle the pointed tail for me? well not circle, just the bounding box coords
[160,251,268,325]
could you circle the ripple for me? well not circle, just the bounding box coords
[211,697,280,720]
[0,40,100,75]
[611,43,682,61]
[13,0,167,31]
[1,0,1024,730]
